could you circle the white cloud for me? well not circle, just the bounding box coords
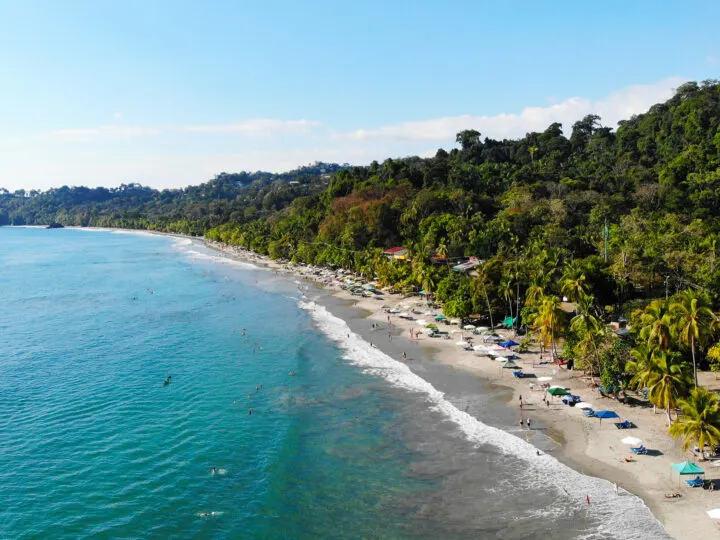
[112,112,122,119]
[184,119,321,135]
[53,125,160,137]
[336,76,686,142]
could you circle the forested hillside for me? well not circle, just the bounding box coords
[0,162,346,235]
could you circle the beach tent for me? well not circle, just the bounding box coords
[672,461,705,475]
[672,461,705,487]
[502,316,517,328]
[501,340,520,347]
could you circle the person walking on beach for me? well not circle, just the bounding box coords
[586,495,590,505]
[402,352,407,361]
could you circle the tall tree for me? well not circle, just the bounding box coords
[668,387,720,454]
[670,290,716,387]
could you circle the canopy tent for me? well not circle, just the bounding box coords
[501,340,520,347]
[502,316,517,328]
[546,387,569,396]
[621,436,643,446]
[672,461,705,475]
[593,410,619,427]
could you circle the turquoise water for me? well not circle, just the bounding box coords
[0,228,671,539]
[0,228,431,538]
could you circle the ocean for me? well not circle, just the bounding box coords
[0,227,669,539]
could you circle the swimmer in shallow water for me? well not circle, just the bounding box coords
[211,467,217,475]
[164,376,172,386]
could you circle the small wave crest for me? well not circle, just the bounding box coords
[298,300,669,539]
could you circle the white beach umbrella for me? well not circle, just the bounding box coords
[537,376,552,382]
[456,341,470,347]
[549,385,566,390]
[621,436,643,446]
[575,402,594,409]
[416,319,428,326]
[450,329,463,334]
[463,324,476,330]
[476,326,490,331]
[708,509,720,519]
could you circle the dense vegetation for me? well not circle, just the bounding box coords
[0,162,347,236]
[6,80,720,451]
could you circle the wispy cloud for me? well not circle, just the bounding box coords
[335,77,686,142]
[184,119,321,135]
[53,125,160,137]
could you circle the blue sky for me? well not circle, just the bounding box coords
[1,0,718,190]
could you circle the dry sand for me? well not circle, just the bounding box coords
[207,241,720,540]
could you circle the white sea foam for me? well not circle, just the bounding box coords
[299,300,670,540]
[178,247,259,270]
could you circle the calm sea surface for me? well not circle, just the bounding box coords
[0,228,669,539]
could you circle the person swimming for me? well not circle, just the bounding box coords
[211,467,217,475]
[164,375,172,386]
[289,371,296,376]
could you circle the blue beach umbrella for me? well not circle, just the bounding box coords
[595,410,619,426]
[501,340,519,347]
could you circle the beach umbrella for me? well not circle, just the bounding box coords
[707,509,720,519]
[537,376,552,382]
[621,436,643,446]
[501,340,520,347]
[501,359,519,369]
[426,323,438,329]
[434,314,447,320]
[456,341,470,347]
[576,402,594,409]
[463,324,476,330]
[477,326,490,331]
[546,387,569,396]
[416,319,428,326]
[595,410,619,426]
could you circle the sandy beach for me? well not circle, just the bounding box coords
[206,240,720,540]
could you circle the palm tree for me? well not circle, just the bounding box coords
[670,290,716,387]
[570,295,605,381]
[500,275,514,321]
[473,266,494,329]
[669,387,720,455]
[638,299,673,352]
[531,294,565,360]
[559,261,588,303]
[627,348,691,423]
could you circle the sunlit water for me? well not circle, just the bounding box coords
[0,228,668,539]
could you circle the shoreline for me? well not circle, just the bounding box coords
[203,240,720,540]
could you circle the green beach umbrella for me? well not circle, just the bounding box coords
[434,314,447,320]
[546,387,569,396]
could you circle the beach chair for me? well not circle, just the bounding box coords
[686,476,704,488]
[614,420,634,429]
[630,445,647,455]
